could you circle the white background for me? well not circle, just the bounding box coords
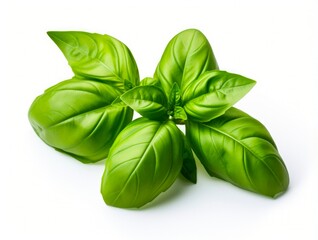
[1,0,317,239]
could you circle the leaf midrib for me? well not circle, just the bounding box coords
[183,81,255,106]
[47,103,116,129]
[50,33,124,82]
[202,122,283,190]
[124,97,166,110]
[112,122,165,205]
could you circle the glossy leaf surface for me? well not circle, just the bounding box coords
[121,86,168,120]
[154,29,218,97]
[186,108,289,197]
[47,31,139,91]
[101,118,184,208]
[28,79,133,163]
[183,70,256,122]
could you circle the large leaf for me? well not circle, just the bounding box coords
[186,108,289,198]
[47,31,139,91]
[183,70,256,122]
[120,86,168,120]
[101,118,184,208]
[154,29,218,97]
[28,78,133,163]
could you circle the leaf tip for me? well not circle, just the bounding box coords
[247,79,257,92]
[47,31,62,45]
[47,31,58,39]
[179,28,204,37]
[250,79,257,86]
[272,191,285,199]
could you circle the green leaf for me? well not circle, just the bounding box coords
[173,106,187,122]
[183,70,256,122]
[181,135,197,183]
[123,79,135,91]
[101,118,184,208]
[167,83,187,121]
[28,78,133,163]
[140,77,162,87]
[120,86,168,120]
[47,31,139,91]
[154,29,218,97]
[168,82,182,110]
[186,107,289,198]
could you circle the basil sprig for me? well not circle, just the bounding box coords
[29,31,139,163]
[29,29,289,208]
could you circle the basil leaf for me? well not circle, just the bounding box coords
[154,29,218,97]
[101,118,184,208]
[181,135,197,184]
[173,106,187,122]
[120,86,168,120]
[47,31,139,91]
[183,70,256,122]
[28,79,133,163]
[167,83,187,122]
[186,107,289,198]
[140,77,161,87]
[168,83,182,111]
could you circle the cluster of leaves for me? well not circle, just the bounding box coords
[28,29,289,209]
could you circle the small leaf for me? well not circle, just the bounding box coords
[168,82,182,110]
[186,107,289,198]
[154,29,218,97]
[120,86,168,120]
[183,70,256,122]
[174,106,187,121]
[101,118,184,208]
[167,83,187,121]
[47,31,139,91]
[140,77,162,87]
[124,79,135,91]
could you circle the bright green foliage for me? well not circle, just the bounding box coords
[183,70,256,122]
[168,83,187,122]
[186,108,289,198]
[47,31,139,91]
[29,31,140,162]
[29,29,289,209]
[121,86,168,120]
[101,118,184,208]
[154,29,219,97]
[28,79,133,163]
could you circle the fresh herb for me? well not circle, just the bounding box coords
[29,29,289,208]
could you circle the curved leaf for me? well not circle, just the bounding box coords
[168,82,182,109]
[183,70,256,122]
[173,106,187,123]
[101,118,184,208]
[120,86,168,120]
[167,83,187,121]
[154,29,218,97]
[186,108,289,198]
[140,77,161,87]
[47,31,139,91]
[28,78,133,163]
